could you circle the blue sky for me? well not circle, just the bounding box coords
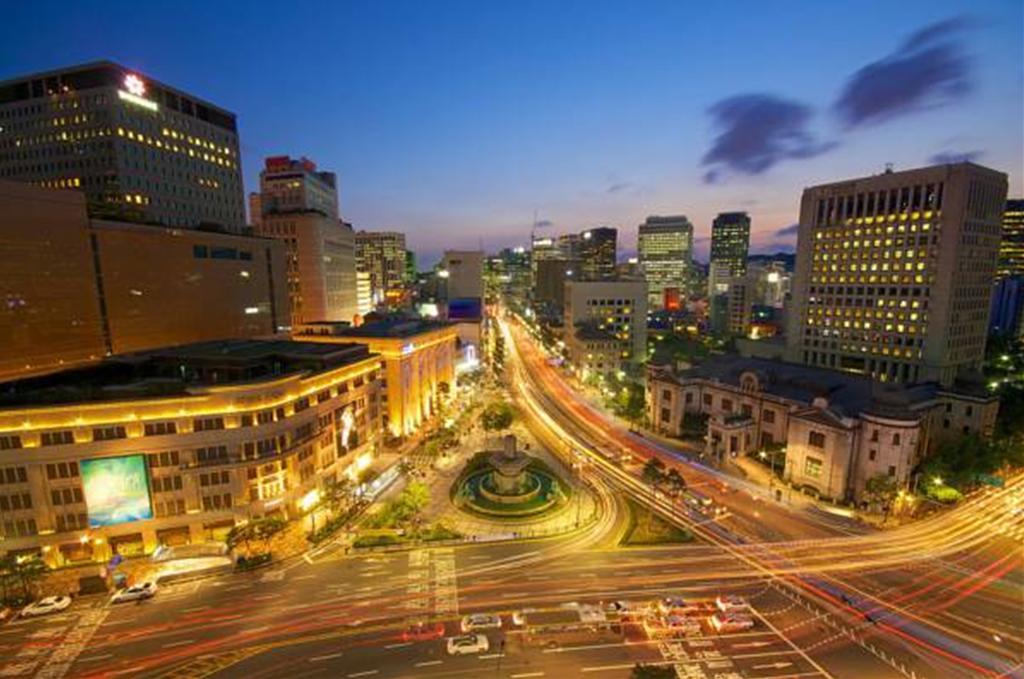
[2,1,1021,264]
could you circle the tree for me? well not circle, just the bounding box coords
[322,477,354,515]
[641,458,665,490]
[481,402,514,431]
[226,521,258,555]
[863,473,898,515]
[255,516,287,553]
[397,481,430,531]
[631,663,675,679]
[0,556,47,603]
[664,468,687,499]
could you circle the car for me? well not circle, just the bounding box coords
[21,596,72,618]
[658,597,700,616]
[111,582,158,604]
[605,600,640,619]
[715,595,748,612]
[709,612,754,633]
[665,614,703,636]
[401,621,446,642]
[446,633,489,655]
[511,608,536,626]
[460,613,502,632]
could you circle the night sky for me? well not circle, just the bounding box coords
[3,0,1021,265]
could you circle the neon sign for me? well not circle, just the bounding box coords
[124,74,146,97]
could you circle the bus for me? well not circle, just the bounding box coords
[516,604,622,649]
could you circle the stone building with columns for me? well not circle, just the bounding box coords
[0,339,382,567]
[295,318,458,438]
[647,356,996,503]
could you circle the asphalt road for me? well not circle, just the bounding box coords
[0,314,1020,679]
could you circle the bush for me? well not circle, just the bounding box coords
[353,534,402,549]
[481,401,515,431]
[235,553,272,571]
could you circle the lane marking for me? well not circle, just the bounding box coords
[309,653,344,662]
[161,639,195,648]
[414,660,442,667]
[384,642,412,649]
[478,653,505,659]
[347,672,379,678]
[511,674,545,678]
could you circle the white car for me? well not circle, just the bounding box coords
[715,595,748,612]
[111,581,158,604]
[709,612,754,633]
[460,613,502,632]
[446,633,489,655]
[21,596,71,618]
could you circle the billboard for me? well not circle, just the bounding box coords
[81,455,153,527]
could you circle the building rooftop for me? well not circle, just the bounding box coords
[299,317,452,339]
[0,339,375,408]
[658,355,951,421]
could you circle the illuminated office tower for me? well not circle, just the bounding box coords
[355,231,408,306]
[0,61,244,230]
[579,226,617,281]
[708,212,750,296]
[251,156,357,327]
[638,215,693,308]
[997,199,1024,279]
[786,162,1008,386]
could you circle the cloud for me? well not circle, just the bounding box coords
[701,94,836,182]
[774,223,799,237]
[929,149,984,164]
[606,182,633,194]
[834,16,973,129]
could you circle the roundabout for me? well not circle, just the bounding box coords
[453,434,572,520]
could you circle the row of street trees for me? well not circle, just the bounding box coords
[0,555,47,606]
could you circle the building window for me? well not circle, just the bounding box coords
[193,417,225,432]
[660,407,671,422]
[891,433,901,446]
[868,449,877,461]
[721,398,733,412]
[40,431,75,446]
[804,457,823,479]
[45,462,80,480]
[763,409,775,424]
[93,426,126,441]
[662,389,672,401]
[870,429,879,443]
[741,404,753,417]
[808,431,826,449]
[888,465,896,477]
[702,394,712,406]
[0,435,23,450]
[144,421,178,436]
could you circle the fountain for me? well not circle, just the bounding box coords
[454,435,567,518]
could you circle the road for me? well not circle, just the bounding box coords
[0,313,1019,679]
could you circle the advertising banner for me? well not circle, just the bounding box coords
[81,455,153,527]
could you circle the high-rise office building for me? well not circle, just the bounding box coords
[0,61,245,230]
[579,227,617,281]
[441,250,484,302]
[558,233,583,260]
[251,156,357,327]
[708,212,750,296]
[0,180,288,381]
[997,199,1024,279]
[786,162,1008,386]
[638,215,693,308]
[564,279,648,377]
[355,231,408,306]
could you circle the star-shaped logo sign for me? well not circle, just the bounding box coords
[124,74,146,97]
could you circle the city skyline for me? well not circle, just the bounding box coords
[3,1,1021,265]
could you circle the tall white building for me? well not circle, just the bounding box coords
[786,162,1007,386]
[251,156,357,326]
[638,215,693,308]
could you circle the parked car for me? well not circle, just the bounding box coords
[665,614,703,636]
[21,596,72,618]
[709,612,754,633]
[446,633,489,655]
[658,597,700,616]
[715,595,748,613]
[111,582,158,604]
[401,621,446,642]
[605,600,641,619]
[511,608,536,626]
[460,613,502,632]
